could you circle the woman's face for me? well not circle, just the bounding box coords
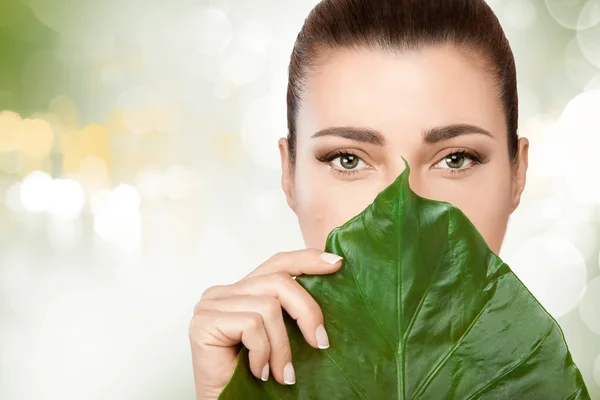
[279,45,529,255]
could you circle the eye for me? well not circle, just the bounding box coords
[331,153,367,171]
[433,150,482,171]
[316,151,371,175]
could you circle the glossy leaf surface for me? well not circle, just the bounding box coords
[219,159,590,399]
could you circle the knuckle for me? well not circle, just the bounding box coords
[246,312,263,330]
[271,337,291,354]
[268,251,286,263]
[271,271,291,285]
[192,300,204,315]
[188,313,204,337]
[261,296,282,319]
[306,247,323,257]
[200,285,222,300]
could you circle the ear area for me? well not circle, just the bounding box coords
[510,137,529,213]
[279,137,296,213]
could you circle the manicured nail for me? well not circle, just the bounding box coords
[320,252,343,265]
[283,362,295,385]
[261,363,269,381]
[315,324,329,349]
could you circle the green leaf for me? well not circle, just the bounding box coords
[219,158,590,399]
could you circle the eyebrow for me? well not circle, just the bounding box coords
[311,124,493,146]
[311,127,386,146]
[422,124,494,144]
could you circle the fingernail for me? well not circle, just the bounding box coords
[320,252,343,265]
[283,362,295,385]
[315,324,329,349]
[261,363,269,381]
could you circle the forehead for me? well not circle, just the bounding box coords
[296,45,506,143]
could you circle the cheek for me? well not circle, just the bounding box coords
[293,166,382,249]
[428,171,513,253]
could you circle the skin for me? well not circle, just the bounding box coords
[190,45,529,399]
[279,45,529,255]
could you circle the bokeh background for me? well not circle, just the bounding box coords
[0,0,599,398]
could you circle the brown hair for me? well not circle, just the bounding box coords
[286,0,518,165]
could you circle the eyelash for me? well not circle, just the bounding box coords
[316,149,486,176]
[436,149,486,176]
[316,150,365,176]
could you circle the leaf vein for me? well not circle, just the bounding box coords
[401,204,452,399]
[342,243,396,352]
[464,324,555,400]
[409,272,504,400]
[322,350,369,400]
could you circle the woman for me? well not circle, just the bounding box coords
[189,0,529,397]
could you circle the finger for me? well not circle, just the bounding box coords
[196,295,296,386]
[201,272,330,351]
[244,248,343,279]
[190,310,271,382]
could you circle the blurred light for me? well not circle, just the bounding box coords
[164,165,195,201]
[46,214,83,251]
[506,235,587,319]
[20,118,54,158]
[517,84,541,118]
[100,64,127,88]
[20,171,53,212]
[238,18,273,54]
[62,124,110,174]
[526,121,568,179]
[0,110,23,152]
[577,18,600,67]
[90,185,141,216]
[564,37,600,89]
[176,6,232,57]
[92,184,142,249]
[112,184,141,212]
[47,179,85,219]
[241,95,286,170]
[48,95,79,129]
[135,169,166,202]
[545,0,600,30]
[116,87,180,134]
[565,170,600,206]
[220,46,268,86]
[79,155,109,189]
[545,217,598,261]
[117,86,163,134]
[503,0,537,30]
[555,90,600,202]
[578,0,600,29]
[579,277,600,335]
[0,151,24,175]
[94,212,142,249]
[586,74,600,91]
[213,79,231,99]
[209,0,232,14]
[5,182,25,213]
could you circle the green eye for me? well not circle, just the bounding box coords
[339,154,359,169]
[445,153,465,169]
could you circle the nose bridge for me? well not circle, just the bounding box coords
[381,132,425,196]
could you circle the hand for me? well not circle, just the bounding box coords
[189,248,343,399]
